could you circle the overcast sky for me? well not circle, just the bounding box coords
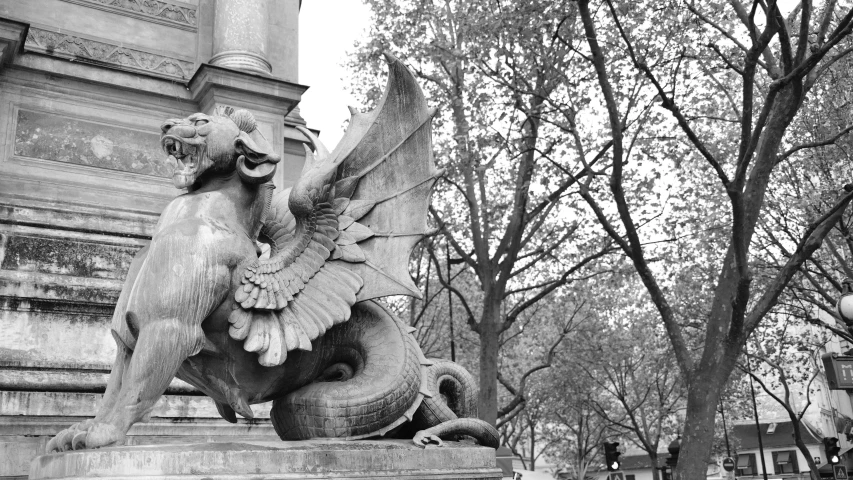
[298,0,372,148]
[296,2,800,150]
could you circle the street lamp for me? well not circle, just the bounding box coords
[836,278,853,327]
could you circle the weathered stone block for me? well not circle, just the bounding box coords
[29,440,502,479]
[1,234,139,280]
[14,110,170,178]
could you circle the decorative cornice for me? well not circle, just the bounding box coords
[59,0,197,31]
[24,27,195,81]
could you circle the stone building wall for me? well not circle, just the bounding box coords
[0,1,308,477]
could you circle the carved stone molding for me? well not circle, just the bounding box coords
[60,0,197,31]
[24,27,194,80]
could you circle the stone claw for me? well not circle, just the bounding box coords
[47,426,77,453]
[71,431,88,450]
[413,431,444,448]
[46,420,125,453]
[45,435,61,454]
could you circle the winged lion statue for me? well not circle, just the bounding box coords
[45,54,499,453]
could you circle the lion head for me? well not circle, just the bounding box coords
[160,108,280,189]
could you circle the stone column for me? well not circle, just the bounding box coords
[210,0,272,76]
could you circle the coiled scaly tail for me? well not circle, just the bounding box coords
[412,359,500,449]
[270,302,498,448]
[270,301,430,440]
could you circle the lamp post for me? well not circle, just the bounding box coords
[746,344,770,480]
[719,398,731,458]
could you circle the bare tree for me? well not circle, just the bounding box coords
[744,361,822,478]
[573,0,853,477]
[543,371,615,479]
[583,329,684,480]
[500,389,561,471]
[350,0,614,425]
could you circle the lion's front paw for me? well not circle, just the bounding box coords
[47,420,92,453]
[46,421,125,453]
[72,422,125,450]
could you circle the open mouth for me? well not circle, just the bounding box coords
[162,136,197,173]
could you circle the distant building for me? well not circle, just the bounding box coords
[729,421,840,478]
[729,317,853,479]
[585,453,665,480]
[583,452,727,480]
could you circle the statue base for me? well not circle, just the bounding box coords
[29,439,502,479]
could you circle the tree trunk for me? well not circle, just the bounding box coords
[530,421,536,471]
[649,452,660,480]
[673,369,726,480]
[791,413,821,479]
[478,299,501,425]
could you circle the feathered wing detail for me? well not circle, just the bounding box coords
[230,54,439,367]
[230,126,364,367]
[329,53,442,301]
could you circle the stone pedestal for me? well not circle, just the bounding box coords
[30,440,502,480]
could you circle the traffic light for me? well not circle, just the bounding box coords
[604,441,621,471]
[824,437,841,465]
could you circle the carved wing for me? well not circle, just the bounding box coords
[330,53,442,301]
[229,54,440,367]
